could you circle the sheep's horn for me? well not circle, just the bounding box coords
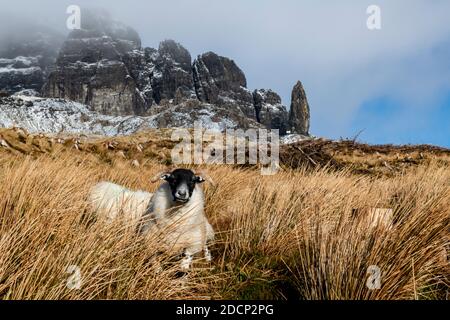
[150,165,177,183]
[150,171,170,183]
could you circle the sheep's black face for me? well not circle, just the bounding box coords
[162,169,205,203]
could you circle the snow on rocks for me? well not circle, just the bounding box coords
[280,133,314,145]
[0,96,254,136]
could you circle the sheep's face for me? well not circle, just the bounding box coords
[161,169,205,203]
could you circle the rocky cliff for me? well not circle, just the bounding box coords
[253,89,289,135]
[42,11,146,116]
[0,22,64,94]
[193,52,255,119]
[1,10,311,136]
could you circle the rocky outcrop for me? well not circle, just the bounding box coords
[2,11,312,135]
[151,40,196,104]
[0,95,263,136]
[0,24,63,94]
[121,47,156,107]
[253,89,289,135]
[42,10,198,116]
[146,99,262,131]
[0,57,44,93]
[42,10,147,116]
[193,52,255,119]
[289,81,310,135]
[121,40,196,108]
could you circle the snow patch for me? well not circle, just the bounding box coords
[0,96,242,136]
[280,134,314,145]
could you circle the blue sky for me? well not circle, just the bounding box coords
[1,0,449,147]
[351,94,450,147]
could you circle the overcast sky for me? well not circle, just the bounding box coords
[1,0,449,146]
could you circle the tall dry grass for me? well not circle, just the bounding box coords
[217,165,449,299]
[0,152,448,300]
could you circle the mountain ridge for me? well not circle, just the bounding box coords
[1,9,311,137]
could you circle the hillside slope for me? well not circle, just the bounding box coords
[0,130,448,300]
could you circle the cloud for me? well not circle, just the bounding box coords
[0,0,449,144]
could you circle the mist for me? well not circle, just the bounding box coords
[0,0,449,146]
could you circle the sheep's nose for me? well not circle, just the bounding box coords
[177,190,187,198]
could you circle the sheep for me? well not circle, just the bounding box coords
[89,181,153,223]
[89,168,214,270]
[139,169,214,270]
